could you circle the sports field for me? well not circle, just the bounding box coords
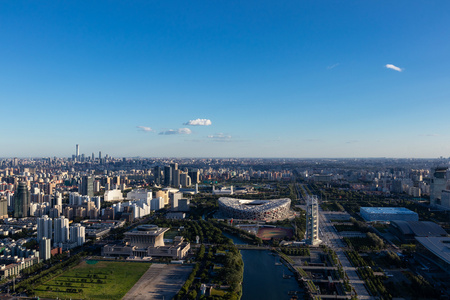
[34,260,151,299]
[257,227,293,240]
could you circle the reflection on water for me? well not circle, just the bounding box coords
[222,232,304,300]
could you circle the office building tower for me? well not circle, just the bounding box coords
[37,215,53,240]
[76,144,80,160]
[99,151,102,160]
[80,176,94,197]
[92,196,101,210]
[93,180,100,193]
[164,166,172,186]
[430,167,448,206]
[173,169,181,187]
[153,166,162,185]
[39,237,51,261]
[54,216,70,246]
[180,172,191,187]
[188,169,200,184]
[14,181,30,218]
[306,195,321,246]
[70,224,85,246]
[170,163,178,170]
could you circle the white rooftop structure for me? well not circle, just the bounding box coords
[218,197,290,221]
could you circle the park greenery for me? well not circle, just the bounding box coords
[33,260,150,299]
[344,232,384,251]
[175,244,243,300]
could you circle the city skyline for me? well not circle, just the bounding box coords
[1,1,449,158]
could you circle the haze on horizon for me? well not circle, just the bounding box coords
[1,1,449,158]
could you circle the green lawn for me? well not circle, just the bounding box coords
[34,260,150,299]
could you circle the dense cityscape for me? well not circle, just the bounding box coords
[0,146,448,299]
[2,1,449,299]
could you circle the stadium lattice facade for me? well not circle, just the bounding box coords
[218,197,291,221]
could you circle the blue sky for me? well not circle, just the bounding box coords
[1,1,449,158]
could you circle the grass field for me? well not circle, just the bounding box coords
[34,260,150,300]
[257,227,293,240]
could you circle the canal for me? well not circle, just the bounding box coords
[223,232,305,300]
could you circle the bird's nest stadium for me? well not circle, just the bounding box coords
[218,197,291,221]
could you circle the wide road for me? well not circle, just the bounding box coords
[318,206,374,300]
[297,183,374,299]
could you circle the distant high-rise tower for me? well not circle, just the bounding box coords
[14,181,30,218]
[430,167,448,206]
[306,195,321,246]
[173,169,181,187]
[153,166,162,185]
[80,176,94,197]
[164,166,172,186]
[76,144,80,159]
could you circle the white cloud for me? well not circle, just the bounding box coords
[385,64,403,72]
[327,63,340,70]
[184,119,212,126]
[136,126,153,132]
[159,128,192,135]
[207,133,232,141]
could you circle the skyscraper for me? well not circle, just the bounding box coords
[306,195,321,246]
[76,144,80,158]
[173,169,181,187]
[153,166,162,185]
[80,176,94,197]
[14,181,30,218]
[430,167,448,206]
[164,166,172,186]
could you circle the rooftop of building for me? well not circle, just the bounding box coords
[390,220,447,237]
[125,225,169,236]
[219,197,291,212]
[360,207,417,215]
[415,236,450,265]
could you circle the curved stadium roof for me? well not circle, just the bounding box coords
[391,220,447,237]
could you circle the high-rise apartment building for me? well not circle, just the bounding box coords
[14,181,30,218]
[39,237,51,261]
[54,216,70,247]
[37,215,53,240]
[70,224,85,246]
[0,196,7,219]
